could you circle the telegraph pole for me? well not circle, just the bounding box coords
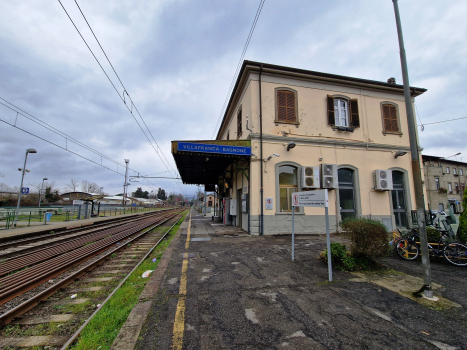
[123,159,130,207]
[393,0,432,297]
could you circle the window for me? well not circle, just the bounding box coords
[278,165,298,212]
[381,103,400,133]
[226,130,229,140]
[327,95,359,129]
[461,183,466,193]
[338,168,356,220]
[448,183,452,193]
[439,203,444,211]
[455,183,459,194]
[276,90,296,123]
[446,167,450,174]
[460,169,464,176]
[453,168,457,175]
[237,108,242,138]
[208,200,213,207]
[435,177,440,190]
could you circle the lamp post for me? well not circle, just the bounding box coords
[13,148,37,227]
[38,177,48,207]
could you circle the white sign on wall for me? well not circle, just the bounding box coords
[73,200,84,205]
[292,190,328,208]
[265,198,273,210]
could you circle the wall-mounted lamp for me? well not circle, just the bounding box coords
[264,153,280,162]
[287,141,296,152]
[394,150,407,158]
[246,115,253,132]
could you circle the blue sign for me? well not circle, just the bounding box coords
[178,142,251,156]
[21,187,29,194]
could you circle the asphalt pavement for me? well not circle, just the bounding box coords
[135,210,467,350]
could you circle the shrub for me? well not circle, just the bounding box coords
[340,218,390,261]
[321,242,377,272]
[458,188,467,244]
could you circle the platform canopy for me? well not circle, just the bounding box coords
[171,140,251,185]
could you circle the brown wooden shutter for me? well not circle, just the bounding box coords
[286,91,295,121]
[277,91,287,121]
[237,109,242,137]
[327,95,335,126]
[350,99,360,127]
[382,104,399,132]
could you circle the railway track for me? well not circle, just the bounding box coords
[0,207,187,349]
[0,208,184,322]
[0,208,174,260]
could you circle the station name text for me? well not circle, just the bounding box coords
[178,142,251,156]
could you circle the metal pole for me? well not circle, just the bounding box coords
[38,178,47,207]
[123,159,130,207]
[292,205,295,261]
[259,64,264,235]
[393,0,432,296]
[13,152,29,227]
[325,206,332,282]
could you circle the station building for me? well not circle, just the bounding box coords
[172,61,427,234]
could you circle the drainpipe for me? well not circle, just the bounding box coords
[259,64,264,235]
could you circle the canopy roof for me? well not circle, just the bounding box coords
[171,140,251,185]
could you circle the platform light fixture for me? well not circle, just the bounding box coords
[287,141,296,151]
[394,150,407,158]
[14,148,37,227]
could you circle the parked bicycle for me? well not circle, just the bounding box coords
[395,227,467,267]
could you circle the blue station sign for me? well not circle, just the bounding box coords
[177,142,251,156]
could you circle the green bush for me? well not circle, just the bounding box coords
[340,218,390,261]
[458,188,467,244]
[322,242,377,272]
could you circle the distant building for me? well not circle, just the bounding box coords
[422,155,466,214]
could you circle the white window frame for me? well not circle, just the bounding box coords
[334,98,349,127]
[435,177,440,190]
[446,166,450,174]
[448,183,452,193]
[453,168,457,175]
[460,169,464,176]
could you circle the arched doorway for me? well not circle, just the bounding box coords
[391,170,408,228]
[338,168,356,221]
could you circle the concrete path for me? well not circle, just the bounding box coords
[134,210,467,350]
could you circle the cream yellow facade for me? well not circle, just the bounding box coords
[215,61,426,235]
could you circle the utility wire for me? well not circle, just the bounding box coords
[211,0,266,139]
[71,0,180,184]
[0,101,159,190]
[419,116,467,127]
[57,0,179,191]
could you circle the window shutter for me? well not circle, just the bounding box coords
[350,99,360,127]
[286,92,295,122]
[277,91,287,121]
[382,104,399,132]
[327,95,335,126]
[237,109,242,137]
[389,105,398,132]
[277,90,296,122]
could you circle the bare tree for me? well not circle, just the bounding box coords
[65,178,80,192]
[0,183,11,192]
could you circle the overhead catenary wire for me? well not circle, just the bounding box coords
[70,0,181,186]
[211,0,266,139]
[0,100,159,191]
[418,116,467,127]
[57,0,181,192]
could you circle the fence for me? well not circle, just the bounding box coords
[0,206,160,230]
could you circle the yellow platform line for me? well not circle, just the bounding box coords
[172,258,188,350]
[185,212,192,249]
[172,212,191,349]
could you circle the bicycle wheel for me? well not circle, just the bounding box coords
[395,239,420,260]
[443,243,467,266]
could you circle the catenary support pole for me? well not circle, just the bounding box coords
[292,205,295,261]
[123,159,130,207]
[325,206,332,282]
[393,0,432,296]
[259,64,264,235]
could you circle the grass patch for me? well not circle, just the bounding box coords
[52,300,95,314]
[70,211,187,350]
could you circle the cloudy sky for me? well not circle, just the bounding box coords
[1,0,466,197]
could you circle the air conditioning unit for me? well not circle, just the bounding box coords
[374,169,393,191]
[321,164,338,189]
[301,166,320,189]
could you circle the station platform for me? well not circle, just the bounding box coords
[112,209,466,350]
[0,210,157,242]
